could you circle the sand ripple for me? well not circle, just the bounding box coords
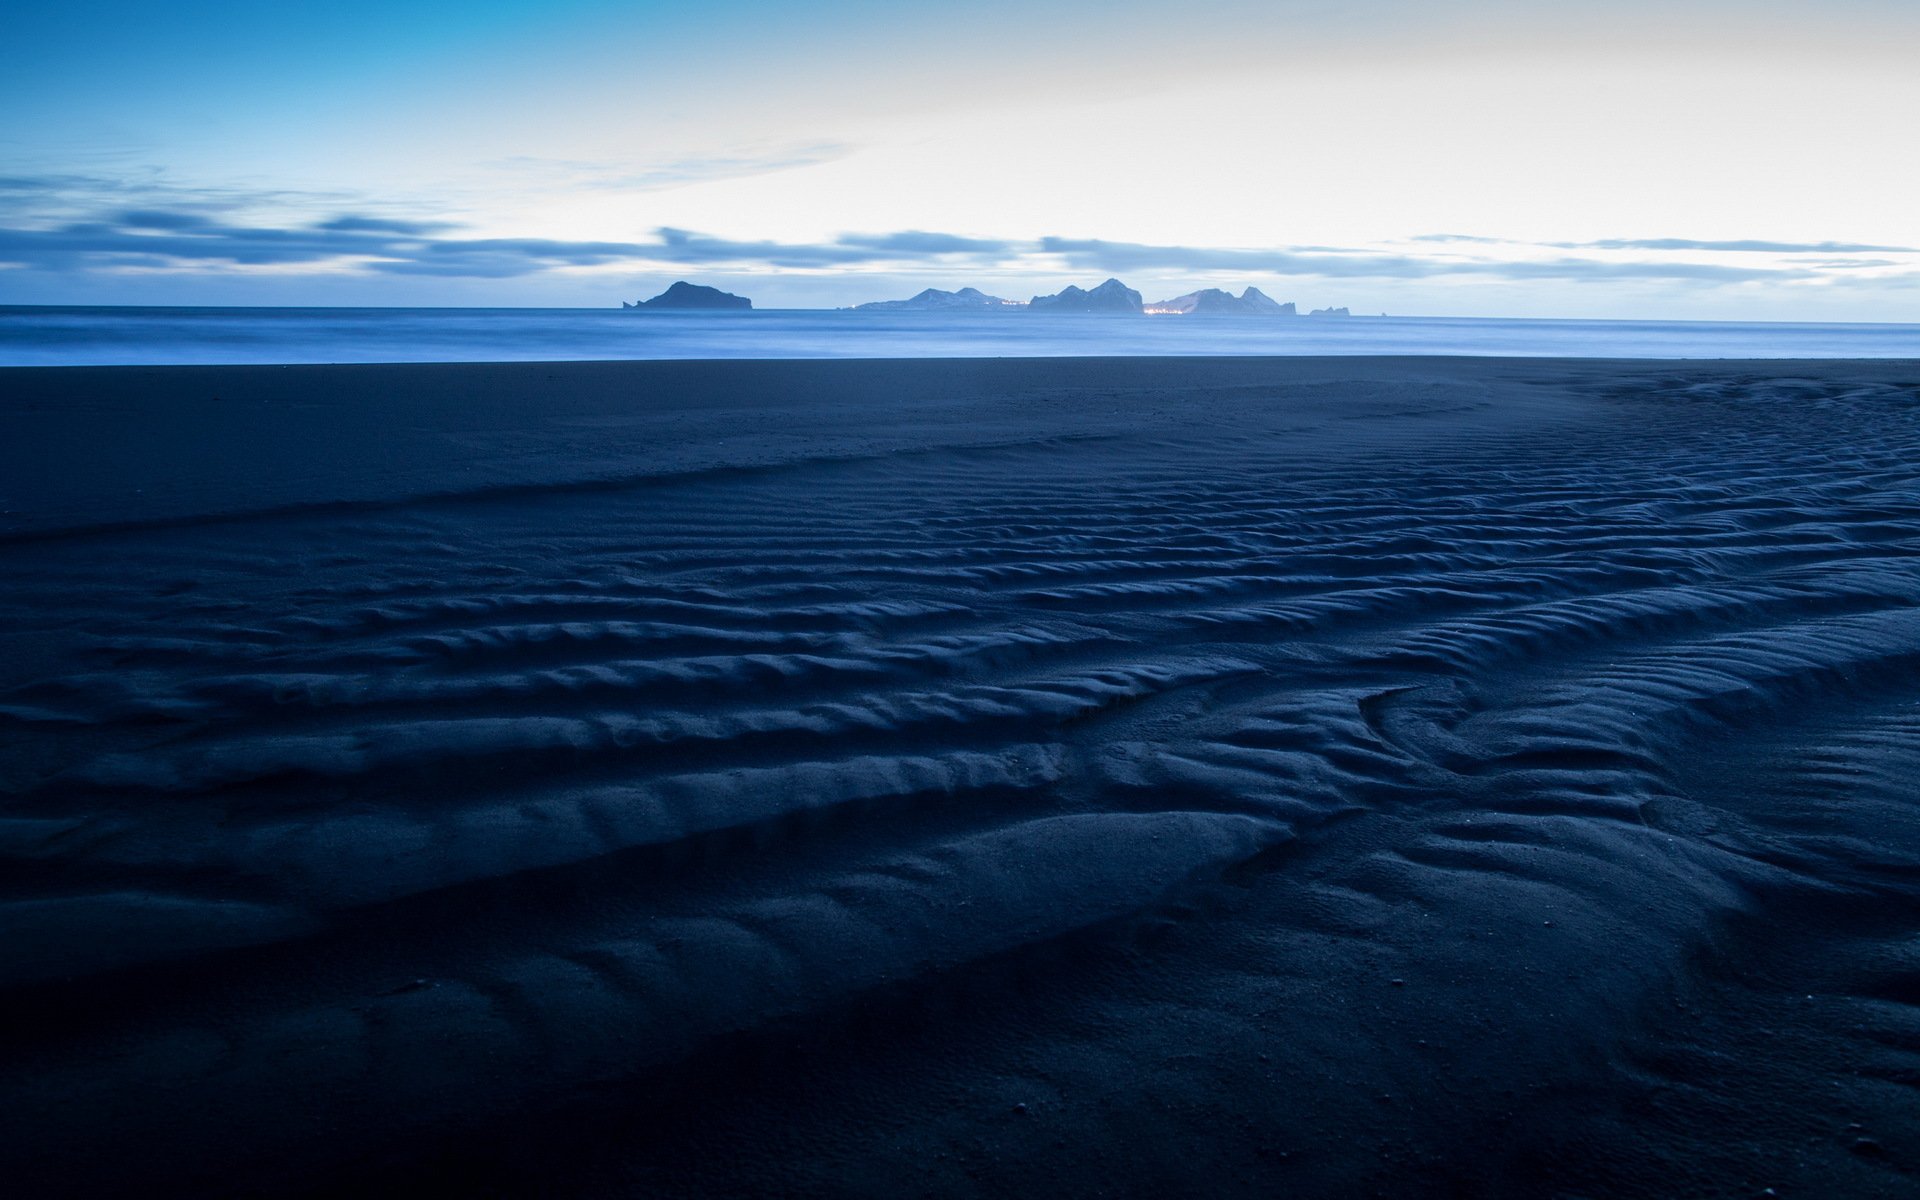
[1,359,1918,1196]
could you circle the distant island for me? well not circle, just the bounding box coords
[1027,278,1144,314]
[1146,287,1295,316]
[854,287,1020,311]
[845,279,1342,316]
[624,281,751,310]
[626,277,1358,317]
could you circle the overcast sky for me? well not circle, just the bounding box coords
[3,0,1916,317]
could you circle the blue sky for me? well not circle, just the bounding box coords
[3,1,1916,316]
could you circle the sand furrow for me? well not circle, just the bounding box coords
[5,358,1920,1196]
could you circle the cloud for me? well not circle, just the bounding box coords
[317,215,460,235]
[1416,232,1917,255]
[0,222,385,270]
[837,231,1015,255]
[0,141,855,232]
[1036,237,1814,284]
[1789,257,1901,269]
[643,228,1018,267]
[114,209,222,232]
[0,206,1900,289]
[0,214,674,278]
[0,212,973,278]
[1410,233,1513,245]
[1477,258,1812,283]
[650,227,882,268]
[1568,237,1917,254]
[0,170,371,225]
[489,142,856,192]
[1039,237,1428,277]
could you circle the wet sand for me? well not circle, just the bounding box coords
[2,356,1918,1197]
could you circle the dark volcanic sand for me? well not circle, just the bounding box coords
[2,357,1918,1198]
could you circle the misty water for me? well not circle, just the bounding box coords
[3,306,1918,365]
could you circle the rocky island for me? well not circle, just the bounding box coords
[1026,278,1144,314]
[854,287,1020,311]
[624,281,752,310]
[844,281,1350,318]
[1145,286,1296,316]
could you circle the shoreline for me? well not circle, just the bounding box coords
[6,302,1920,326]
[5,356,1915,542]
[6,309,1918,369]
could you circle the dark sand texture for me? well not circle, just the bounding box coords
[2,357,1918,1197]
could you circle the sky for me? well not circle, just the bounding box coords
[3,0,1917,318]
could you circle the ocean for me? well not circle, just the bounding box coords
[3,305,1918,365]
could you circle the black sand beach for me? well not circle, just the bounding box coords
[3,356,1918,1197]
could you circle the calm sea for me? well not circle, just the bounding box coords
[3,306,1917,365]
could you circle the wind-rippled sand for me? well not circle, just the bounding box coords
[1,357,1917,1197]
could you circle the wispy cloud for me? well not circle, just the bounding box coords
[1568,237,1917,254]
[838,231,1015,255]
[0,202,1910,290]
[0,170,366,223]
[1038,237,1405,276]
[0,213,992,278]
[649,228,891,268]
[1789,257,1902,269]
[1414,232,1917,255]
[1035,237,1822,284]
[317,215,460,235]
[487,142,855,192]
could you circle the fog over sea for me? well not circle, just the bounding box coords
[5,305,1918,365]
